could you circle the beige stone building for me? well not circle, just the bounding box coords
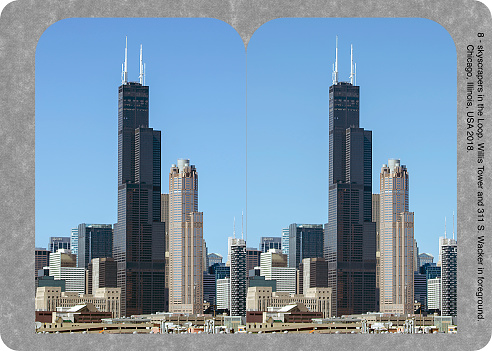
[379,159,414,314]
[35,286,121,318]
[168,159,203,314]
[246,286,332,318]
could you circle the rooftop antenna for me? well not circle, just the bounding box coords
[453,211,455,241]
[233,217,236,239]
[444,216,447,239]
[241,211,244,240]
[349,44,354,85]
[122,36,128,85]
[332,36,338,85]
[139,44,144,85]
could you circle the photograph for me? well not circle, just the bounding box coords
[34,17,457,334]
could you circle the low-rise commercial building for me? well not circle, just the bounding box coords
[35,286,120,318]
[246,286,332,318]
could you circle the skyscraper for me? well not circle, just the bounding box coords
[288,223,324,269]
[207,253,223,268]
[216,277,231,310]
[161,193,170,313]
[259,237,282,253]
[372,193,381,311]
[325,40,376,316]
[230,238,246,317]
[379,159,414,314]
[418,253,434,268]
[49,249,85,294]
[299,257,329,295]
[260,249,296,293]
[70,227,78,259]
[441,243,457,317]
[281,228,289,265]
[49,237,70,253]
[87,257,117,295]
[246,247,261,272]
[427,277,442,312]
[168,159,204,314]
[77,223,113,269]
[113,40,165,316]
[35,248,50,278]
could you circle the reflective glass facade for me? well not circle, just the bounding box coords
[77,223,113,269]
[288,224,324,269]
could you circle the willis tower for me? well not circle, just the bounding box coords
[325,38,376,316]
[113,38,166,316]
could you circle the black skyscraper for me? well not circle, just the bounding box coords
[325,42,376,316]
[288,223,324,269]
[113,41,165,316]
[77,223,113,269]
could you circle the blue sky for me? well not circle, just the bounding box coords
[36,17,456,261]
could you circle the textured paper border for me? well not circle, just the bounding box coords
[0,0,490,350]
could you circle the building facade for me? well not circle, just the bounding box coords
[260,250,296,294]
[288,224,324,269]
[113,43,165,316]
[49,237,70,253]
[281,228,289,265]
[203,272,216,307]
[168,159,204,314]
[379,160,414,314]
[35,286,121,318]
[441,243,457,317]
[87,257,117,295]
[427,277,442,311]
[70,228,78,259]
[325,46,376,316]
[77,223,113,269]
[216,277,231,310]
[49,249,85,294]
[246,248,261,272]
[161,193,170,313]
[299,257,329,295]
[35,248,50,278]
[230,238,247,317]
[259,237,282,253]
[418,253,434,268]
[208,253,223,268]
[372,193,380,311]
[246,286,332,318]
[414,272,427,311]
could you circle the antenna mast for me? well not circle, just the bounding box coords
[139,44,144,85]
[349,44,356,85]
[332,36,338,85]
[453,211,455,241]
[233,217,236,239]
[122,36,128,85]
[444,216,447,239]
[241,211,244,240]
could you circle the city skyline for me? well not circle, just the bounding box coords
[35,17,456,262]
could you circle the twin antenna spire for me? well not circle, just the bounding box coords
[332,36,356,86]
[121,36,146,85]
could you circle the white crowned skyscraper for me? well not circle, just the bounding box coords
[379,159,414,314]
[168,159,204,314]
